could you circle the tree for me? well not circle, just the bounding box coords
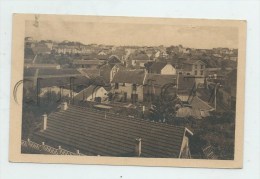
[148,90,181,123]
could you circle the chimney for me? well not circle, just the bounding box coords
[61,102,68,110]
[135,138,142,157]
[42,113,47,130]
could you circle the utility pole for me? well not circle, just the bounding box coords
[214,83,218,111]
[214,83,222,111]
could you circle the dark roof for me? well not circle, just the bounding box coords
[182,60,206,65]
[107,56,122,64]
[144,74,177,87]
[131,52,149,61]
[35,105,186,157]
[189,96,214,119]
[32,76,90,89]
[72,60,103,65]
[111,70,145,85]
[177,75,196,91]
[38,69,81,76]
[150,62,167,73]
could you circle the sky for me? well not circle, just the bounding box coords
[25,20,238,49]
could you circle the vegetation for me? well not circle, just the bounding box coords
[22,87,67,139]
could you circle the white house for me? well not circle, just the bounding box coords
[74,85,108,102]
[111,70,146,103]
[149,62,176,75]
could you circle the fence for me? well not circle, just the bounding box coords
[21,139,84,156]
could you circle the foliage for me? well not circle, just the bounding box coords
[148,94,181,123]
[189,111,236,160]
[22,86,65,139]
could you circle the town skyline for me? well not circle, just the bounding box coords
[25,20,238,49]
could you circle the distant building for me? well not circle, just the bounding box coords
[24,63,61,70]
[180,60,206,84]
[176,75,214,119]
[131,53,151,68]
[107,55,122,65]
[149,62,176,75]
[111,70,146,103]
[99,63,124,83]
[32,43,52,55]
[143,74,177,101]
[72,59,105,68]
[230,55,238,62]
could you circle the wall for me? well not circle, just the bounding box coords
[161,64,176,75]
[114,83,144,102]
[86,87,107,101]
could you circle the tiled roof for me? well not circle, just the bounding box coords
[182,60,206,65]
[177,75,196,92]
[144,74,177,87]
[131,53,150,61]
[72,60,102,65]
[176,96,213,119]
[189,96,213,119]
[36,76,90,89]
[111,70,145,85]
[150,62,167,73]
[35,105,186,157]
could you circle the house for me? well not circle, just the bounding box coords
[33,104,193,158]
[176,96,214,119]
[143,74,177,101]
[74,85,108,102]
[230,55,238,62]
[32,43,52,55]
[98,51,107,56]
[180,60,206,76]
[99,63,124,83]
[180,60,206,84]
[176,75,214,119]
[131,53,151,68]
[111,70,146,103]
[132,59,151,68]
[107,55,122,65]
[149,62,176,75]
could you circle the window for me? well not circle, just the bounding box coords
[132,84,137,91]
[122,83,125,86]
[178,72,183,75]
[187,73,190,75]
[200,70,203,75]
[194,70,197,75]
[195,65,197,69]
[115,83,119,89]
[201,65,204,69]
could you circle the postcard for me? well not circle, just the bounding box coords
[9,14,246,168]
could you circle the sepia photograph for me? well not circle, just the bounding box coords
[9,14,246,168]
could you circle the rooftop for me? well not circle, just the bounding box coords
[150,62,168,73]
[111,70,146,85]
[35,105,188,157]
